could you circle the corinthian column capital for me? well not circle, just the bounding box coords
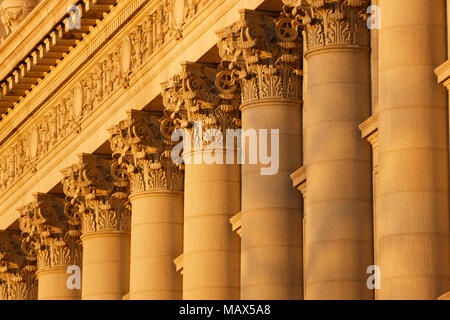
[161,61,241,138]
[18,193,82,272]
[61,154,131,234]
[281,0,370,51]
[217,9,302,104]
[108,110,184,194]
[0,231,37,300]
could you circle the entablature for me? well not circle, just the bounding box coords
[0,0,119,118]
[0,0,268,230]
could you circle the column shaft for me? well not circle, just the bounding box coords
[129,192,183,299]
[183,152,241,299]
[241,100,303,299]
[37,267,80,300]
[81,232,130,300]
[305,48,373,299]
[377,0,450,299]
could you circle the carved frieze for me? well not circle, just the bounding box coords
[0,0,39,37]
[109,110,184,195]
[0,231,37,300]
[217,10,302,105]
[281,0,370,51]
[61,154,131,234]
[0,0,212,198]
[18,193,82,271]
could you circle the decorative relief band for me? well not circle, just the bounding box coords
[0,0,211,199]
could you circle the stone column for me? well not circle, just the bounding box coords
[284,1,373,299]
[161,62,241,299]
[378,0,449,299]
[0,231,37,300]
[62,154,131,300]
[218,9,303,299]
[109,110,184,300]
[18,193,81,300]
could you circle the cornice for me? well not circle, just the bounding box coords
[0,0,119,115]
[0,0,153,197]
[0,0,124,141]
[0,0,77,79]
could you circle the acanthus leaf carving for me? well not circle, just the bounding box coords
[281,0,370,51]
[0,231,37,300]
[17,193,82,272]
[217,9,303,105]
[61,154,131,234]
[108,110,184,195]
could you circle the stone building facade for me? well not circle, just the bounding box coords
[0,0,449,300]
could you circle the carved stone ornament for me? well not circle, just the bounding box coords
[0,231,37,300]
[0,0,38,37]
[61,154,131,234]
[160,61,241,148]
[18,193,82,271]
[0,0,213,199]
[281,0,370,51]
[217,9,302,105]
[109,110,184,195]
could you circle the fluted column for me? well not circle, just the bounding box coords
[161,62,241,299]
[18,193,81,300]
[62,154,131,300]
[378,0,450,299]
[0,231,37,300]
[109,110,184,300]
[285,0,373,299]
[218,9,303,299]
